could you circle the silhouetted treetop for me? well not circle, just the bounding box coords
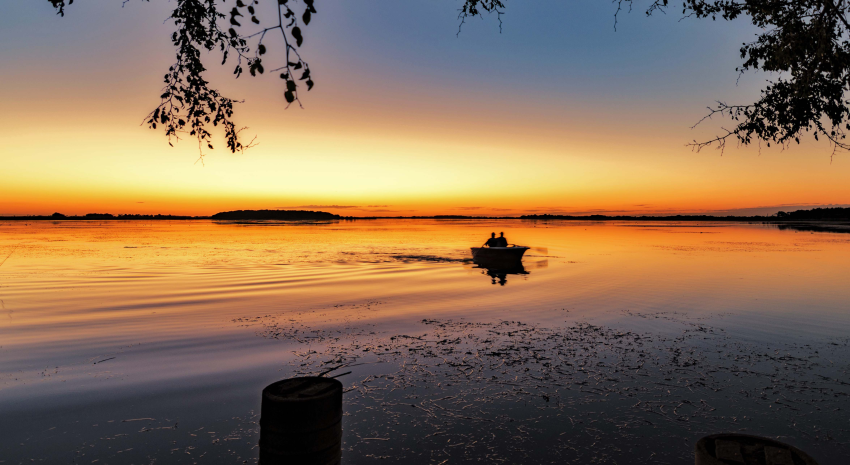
[47,0,850,156]
[628,0,850,154]
[51,0,317,159]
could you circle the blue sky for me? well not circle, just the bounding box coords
[1,1,847,216]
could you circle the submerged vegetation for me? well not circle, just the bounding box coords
[233,308,850,463]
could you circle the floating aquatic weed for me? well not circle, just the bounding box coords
[249,315,850,463]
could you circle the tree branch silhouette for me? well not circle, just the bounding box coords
[458,0,505,35]
[623,0,850,153]
[50,0,314,158]
[48,0,850,156]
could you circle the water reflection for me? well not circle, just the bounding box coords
[2,220,850,464]
[469,256,549,285]
[476,261,528,285]
[774,222,850,233]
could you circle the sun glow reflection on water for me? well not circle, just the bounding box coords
[0,220,848,463]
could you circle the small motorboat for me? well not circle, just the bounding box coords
[470,246,530,261]
[470,246,531,286]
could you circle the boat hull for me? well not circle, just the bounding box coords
[470,246,529,262]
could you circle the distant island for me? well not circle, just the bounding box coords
[2,207,850,223]
[0,210,341,221]
[210,210,340,221]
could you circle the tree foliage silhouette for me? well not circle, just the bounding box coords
[629,0,850,153]
[47,0,850,155]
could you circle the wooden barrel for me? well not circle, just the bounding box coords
[695,434,819,465]
[259,377,343,465]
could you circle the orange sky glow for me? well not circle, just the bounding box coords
[2,1,849,217]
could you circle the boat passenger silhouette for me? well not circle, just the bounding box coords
[472,233,529,262]
[470,232,531,285]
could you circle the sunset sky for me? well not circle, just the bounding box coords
[2,0,849,217]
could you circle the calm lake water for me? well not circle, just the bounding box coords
[1,219,849,464]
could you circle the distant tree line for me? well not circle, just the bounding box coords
[44,213,198,220]
[776,207,850,220]
[3,207,849,221]
[0,210,342,220]
[519,214,771,221]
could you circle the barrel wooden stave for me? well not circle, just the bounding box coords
[261,377,343,433]
[259,441,341,465]
[260,420,341,453]
[259,377,343,465]
[695,434,819,465]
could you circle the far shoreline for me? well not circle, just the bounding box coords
[2,214,850,226]
[1,207,849,231]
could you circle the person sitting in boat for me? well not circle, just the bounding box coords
[485,232,500,247]
[495,232,508,247]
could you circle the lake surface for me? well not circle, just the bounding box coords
[1,219,848,464]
